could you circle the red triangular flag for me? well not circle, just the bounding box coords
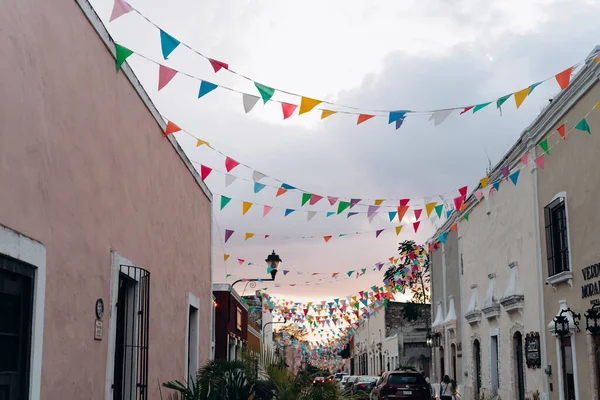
[309,194,323,205]
[164,121,181,136]
[357,114,375,125]
[413,221,420,232]
[451,223,458,233]
[414,209,422,220]
[460,106,474,115]
[323,236,332,243]
[281,103,298,119]
[557,124,566,140]
[535,154,545,170]
[158,65,177,91]
[453,196,464,211]
[276,188,287,197]
[399,199,410,207]
[200,165,212,181]
[555,67,573,90]
[327,196,338,205]
[397,206,409,222]
[225,157,240,172]
[208,58,229,73]
[458,186,468,198]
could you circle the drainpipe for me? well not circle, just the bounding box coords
[529,143,550,397]
[457,222,465,388]
[441,242,449,377]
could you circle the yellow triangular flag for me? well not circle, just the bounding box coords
[425,202,437,217]
[393,258,399,264]
[299,97,322,115]
[374,199,384,206]
[480,177,489,188]
[245,233,255,240]
[395,225,403,236]
[596,55,599,64]
[321,110,337,119]
[196,139,210,147]
[242,201,253,215]
[224,254,230,262]
[514,87,530,109]
[596,101,600,109]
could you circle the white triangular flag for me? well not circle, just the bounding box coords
[243,94,260,113]
[429,109,454,126]
[307,211,317,222]
[225,174,237,187]
[252,171,266,182]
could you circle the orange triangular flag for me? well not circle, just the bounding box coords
[514,87,530,109]
[196,139,209,147]
[224,254,230,262]
[242,201,253,215]
[395,226,403,236]
[321,110,337,119]
[323,235,332,243]
[451,224,458,233]
[425,202,437,217]
[357,114,375,125]
[276,188,288,197]
[555,67,573,90]
[557,124,566,140]
[164,121,181,136]
[397,206,410,222]
[245,233,255,240]
[299,97,322,115]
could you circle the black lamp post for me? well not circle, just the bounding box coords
[232,250,282,291]
[585,304,600,336]
[553,307,581,338]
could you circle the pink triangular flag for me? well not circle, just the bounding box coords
[327,196,338,205]
[309,194,323,205]
[458,186,468,198]
[158,65,177,91]
[224,229,234,243]
[521,153,529,167]
[281,103,298,119]
[453,196,464,211]
[413,221,420,232]
[110,0,133,22]
[263,205,273,217]
[264,235,270,239]
[208,58,229,73]
[414,209,422,220]
[474,190,483,201]
[238,259,244,265]
[399,199,410,206]
[200,165,212,181]
[535,154,545,170]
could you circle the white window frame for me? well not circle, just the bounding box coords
[0,224,46,400]
[185,292,200,380]
[545,191,574,286]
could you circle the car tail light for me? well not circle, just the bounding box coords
[357,384,366,389]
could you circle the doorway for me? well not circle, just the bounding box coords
[439,346,445,379]
[491,335,499,397]
[560,337,576,400]
[514,332,526,400]
[473,339,482,396]
[451,343,457,380]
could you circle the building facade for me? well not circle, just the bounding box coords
[213,285,249,361]
[0,0,213,398]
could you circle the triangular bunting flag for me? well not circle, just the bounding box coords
[225,157,240,172]
[198,81,218,98]
[395,117,406,130]
[497,94,511,108]
[324,236,332,243]
[375,199,384,206]
[514,87,530,109]
[480,177,489,188]
[321,110,337,119]
[521,153,529,166]
[389,111,408,124]
[299,97,322,115]
[397,205,409,222]
[575,118,591,134]
[110,0,133,22]
[208,58,228,73]
[224,254,230,262]
[453,196,464,214]
[350,199,361,208]
[327,196,338,205]
[242,201,253,215]
[301,193,311,206]
[337,201,351,214]
[460,106,474,115]
[540,139,550,154]
[309,194,323,205]
[164,121,181,136]
[557,124,566,140]
[509,170,520,186]
[425,202,437,217]
[252,171,266,181]
[224,229,234,243]
[434,204,443,218]
[200,165,212,181]
[160,30,180,59]
[225,174,236,187]
[555,67,573,90]
[196,139,209,147]
[535,154,545,170]
[429,109,453,126]
[501,166,509,180]
[326,212,335,217]
[492,180,500,192]
[220,195,231,210]
[464,213,469,221]
[276,187,287,197]
[451,223,458,233]
[281,103,298,119]
[242,94,260,113]
[254,182,266,193]
[357,114,375,125]
[413,221,420,233]
[254,82,275,104]
[375,229,384,238]
[473,102,492,113]
[284,209,295,217]
[414,209,422,220]
[395,225,403,236]
[263,205,273,217]
[307,211,317,222]
[388,211,397,222]
[474,190,483,201]
[158,65,177,91]
[367,205,380,219]
[245,233,255,241]
[115,44,133,71]
[459,186,468,198]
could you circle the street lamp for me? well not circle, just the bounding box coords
[585,304,600,336]
[232,250,282,291]
[426,333,433,348]
[553,308,581,338]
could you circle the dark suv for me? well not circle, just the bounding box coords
[370,371,432,399]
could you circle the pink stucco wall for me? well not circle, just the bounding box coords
[0,0,212,398]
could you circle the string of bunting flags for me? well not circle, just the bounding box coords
[428,101,599,251]
[109,0,600,128]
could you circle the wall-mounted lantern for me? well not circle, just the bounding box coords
[553,307,581,338]
[585,304,600,336]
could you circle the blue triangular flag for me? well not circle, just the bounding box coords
[281,183,296,190]
[395,117,406,130]
[347,212,358,218]
[160,29,180,59]
[438,232,447,244]
[326,212,335,217]
[446,210,453,218]
[528,81,542,95]
[388,110,409,124]
[509,170,520,186]
[198,81,218,98]
[254,182,266,193]
[388,211,397,221]
[492,180,501,191]
[285,208,295,216]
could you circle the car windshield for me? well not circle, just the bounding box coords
[357,376,376,383]
[341,376,349,382]
[388,374,426,385]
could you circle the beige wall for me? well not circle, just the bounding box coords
[0,0,212,398]
[538,79,600,400]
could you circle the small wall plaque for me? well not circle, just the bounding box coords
[95,298,104,319]
[94,320,103,341]
[525,332,541,369]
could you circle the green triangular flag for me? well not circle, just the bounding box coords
[575,118,591,134]
[473,102,492,113]
[220,195,231,210]
[540,139,550,155]
[115,44,133,72]
[464,212,469,222]
[347,270,355,277]
[496,94,511,108]
[337,201,351,214]
[254,82,275,104]
[326,212,335,217]
[226,273,232,278]
[434,204,444,218]
[301,193,311,206]
[339,233,347,237]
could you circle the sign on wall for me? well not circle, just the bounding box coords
[525,332,541,369]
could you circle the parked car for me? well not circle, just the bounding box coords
[370,371,432,399]
[312,376,325,385]
[352,376,379,395]
[344,375,359,390]
[326,375,335,383]
[334,372,348,382]
[339,375,351,389]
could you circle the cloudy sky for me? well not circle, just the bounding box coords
[93,0,599,303]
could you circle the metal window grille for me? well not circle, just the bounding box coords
[545,197,570,277]
[113,265,150,400]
